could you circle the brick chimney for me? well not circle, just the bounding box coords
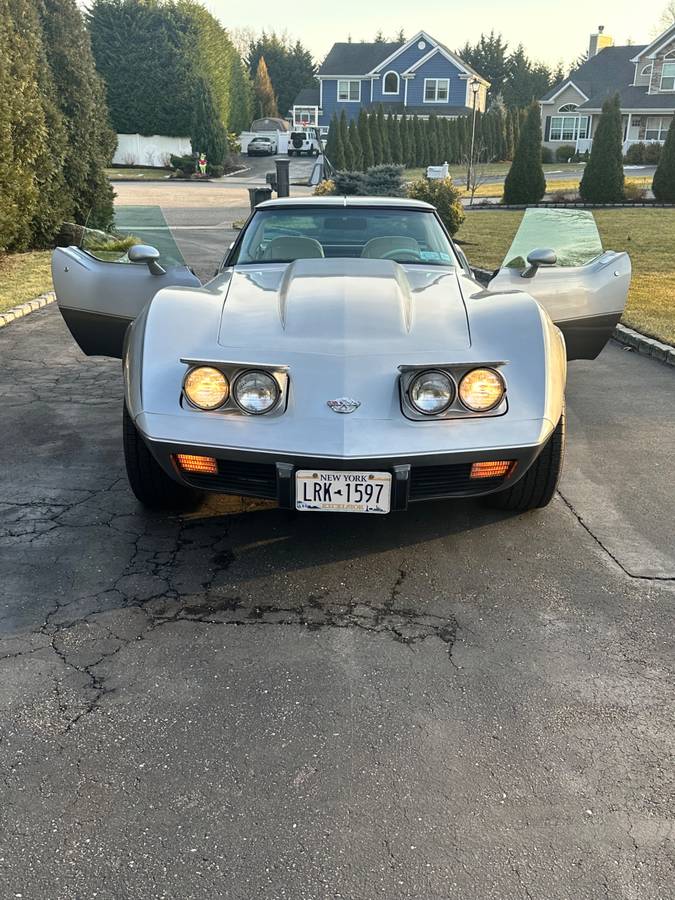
[589,25,613,58]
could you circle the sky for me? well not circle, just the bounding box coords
[203,0,670,68]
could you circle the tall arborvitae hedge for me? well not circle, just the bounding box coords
[579,94,624,202]
[88,0,245,136]
[503,102,546,204]
[652,116,675,202]
[40,0,115,229]
[191,78,228,165]
[358,109,374,169]
[0,0,112,249]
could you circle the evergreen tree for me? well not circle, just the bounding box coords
[247,32,317,120]
[229,57,254,133]
[333,116,347,170]
[406,116,417,168]
[348,118,364,171]
[427,115,439,165]
[0,0,46,249]
[324,113,339,162]
[390,116,403,164]
[358,108,374,169]
[414,116,425,167]
[377,107,390,162]
[503,101,546,204]
[254,56,278,117]
[579,94,625,202]
[191,78,228,165]
[504,112,515,160]
[342,117,355,170]
[370,113,383,165]
[399,114,409,166]
[652,116,675,201]
[40,0,115,229]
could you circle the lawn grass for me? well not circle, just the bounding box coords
[0,251,52,314]
[105,167,172,180]
[405,162,583,182]
[457,208,675,344]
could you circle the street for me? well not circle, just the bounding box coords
[1,205,674,899]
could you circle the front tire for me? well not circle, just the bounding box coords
[483,410,565,512]
[123,406,204,511]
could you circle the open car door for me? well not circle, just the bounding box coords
[488,209,631,360]
[52,233,201,359]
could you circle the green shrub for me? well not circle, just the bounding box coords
[170,154,196,177]
[363,164,404,196]
[555,144,576,162]
[333,171,365,195]
[541,146,554,163]
[406,176,465,236]
[625,143,645,164]
[207,164,224,178]
[644,142,662,164]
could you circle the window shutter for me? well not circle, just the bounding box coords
[544,116,551,141]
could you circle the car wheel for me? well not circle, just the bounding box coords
[123,405,204,511]
[483,409,565,512]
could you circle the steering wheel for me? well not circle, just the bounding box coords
[380,248,422,262]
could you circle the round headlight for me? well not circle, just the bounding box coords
[184,366,229,410]
[409,370,455,415]
[233,370,280,415]
[458,368,505,412]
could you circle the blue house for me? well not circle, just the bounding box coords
[291,31,489,130]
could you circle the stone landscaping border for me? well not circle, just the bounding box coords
[0,292,55,330]
[613,323,675,366]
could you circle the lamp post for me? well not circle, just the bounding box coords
[467,79,481,197]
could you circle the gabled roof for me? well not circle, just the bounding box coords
[631,22,675,60]
[318,42,402,76]
[293,87,320,106]
[540,45,645,104]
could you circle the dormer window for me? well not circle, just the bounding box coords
[660,61,675,91]
[383,71,400,94]
[640,64,653,76]
[558,103,579,112]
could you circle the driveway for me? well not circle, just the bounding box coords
[1,225,674,898]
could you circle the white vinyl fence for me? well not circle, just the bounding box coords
[112,134,192,167]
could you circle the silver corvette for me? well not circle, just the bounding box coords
[52,199,631,515]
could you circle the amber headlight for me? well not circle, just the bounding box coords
[409,370,455,415]
[184,366,229,410]
[458,368,505,412]
[233,370,280,415]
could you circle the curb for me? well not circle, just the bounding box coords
[613,323,675,366]
[0,292,55,330]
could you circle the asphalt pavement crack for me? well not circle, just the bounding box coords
[557,490,675,583]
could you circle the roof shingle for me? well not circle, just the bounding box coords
[318,42,403,76]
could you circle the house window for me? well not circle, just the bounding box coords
[337,80,361,102]
[660,62,675,90]
[640,64,652,76]
[549,115,590,141]
[558,103,579,112]
[383,71,399,94]
[645,116,669,140]
[424,78,449,103]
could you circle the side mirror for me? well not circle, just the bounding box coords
[128,243,165,276]
[522,248,557,279]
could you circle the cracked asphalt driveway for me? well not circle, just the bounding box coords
[1,304,675,899]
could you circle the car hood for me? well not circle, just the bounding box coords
[217,258,470,356]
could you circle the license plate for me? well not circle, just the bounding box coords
[295,470,391,514]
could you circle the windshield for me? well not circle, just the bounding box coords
[231,207,457,267]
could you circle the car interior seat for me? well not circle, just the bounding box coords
[360,236,420,258]
[263,236,325,261]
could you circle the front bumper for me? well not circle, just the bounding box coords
[144,439,547,510]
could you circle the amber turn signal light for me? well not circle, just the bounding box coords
[470,460,514,480]
[175,454,218,475]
